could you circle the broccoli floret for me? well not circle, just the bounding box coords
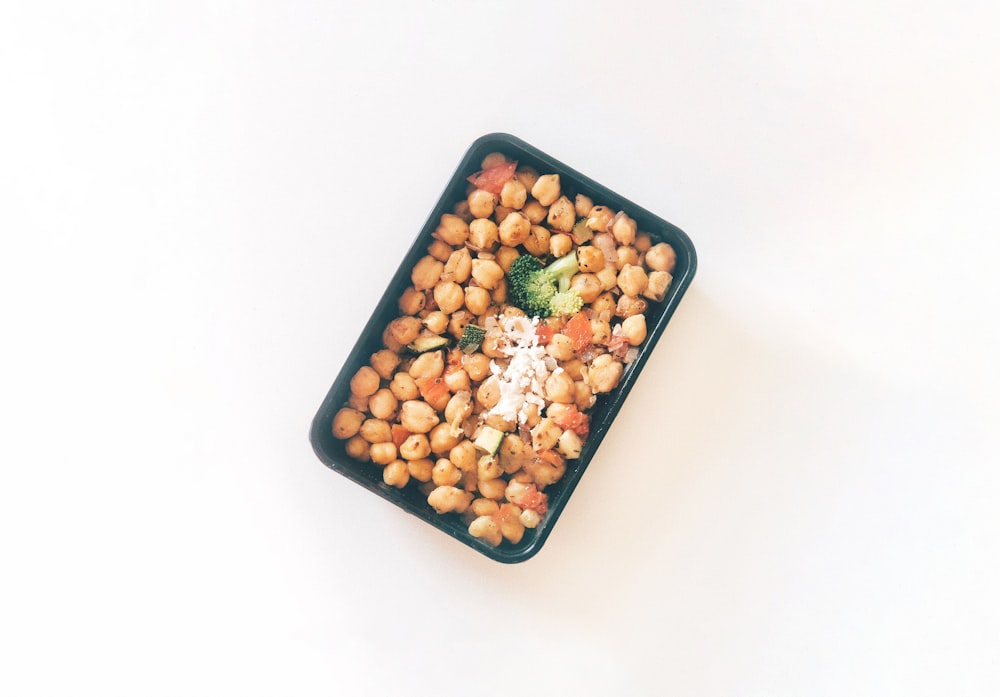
[549,290,584,317]
[458,323,486,352]
[507,252,582,318]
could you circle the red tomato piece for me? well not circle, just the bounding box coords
[391,425,410,448]
[553,406,589,437]
[466,161,517,195]
[563,312,593,352]
[535,323,555,346]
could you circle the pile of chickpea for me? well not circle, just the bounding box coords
[331,153,677,548]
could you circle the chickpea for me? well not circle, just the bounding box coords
[530,418,563,451]
[494,245,519,273]
[547,195,575,233]
[615,294,648,319]
[498,434,530,474]
[350,366,380,398]
[590,318,612,345]
[483,412,516,433]
[478,477,507,501]
[544,371,575,404]
[569,273,603,304]
[497,504,526,544]
[586,205,614,232]
[476,375,502,411]
[411,255,443,291]
[398,286,426,315]
[407,458,434,482]
[471,258,504,290]
[621,314,648,346]
[611,212,637,245]
[564,360,588,383]
[429,422,462,454]
[433,280,465,314]
[468,515,502,546]
[616,246,640,270]
[452,199,472,222]
[514,165,540,191]
[332,407,364,439]
[499,179,528,209]
[588,354,624,393]
[399,400,440,433]
[347,393,369,412]
[524,454,565,488]
[408,351,443,382]
[549,233,573,258]
[617,264,649,297]
[520,508,541,528]
[468,218,499,251]
[460,285,489,316]
[389,316,423,345]
[449,440,478,472]
[367,388,398,420]
[344,435,370,461]
[396,433,428,461]
[481,152,507,168]
[468,189,496,219]
[492,277,508,305]
[432,457,463,487]
[498,211,530,247]
[428,485,473,514]
[441,247,472,284]
[370,441,397,465]
[635,232,652,253]
[521,200,547,225]
[461,353,491,381]
[644,270,672,302]
[443,364,471,393]
[545,333,575,361]
[422,311,449,336]
[472,498,500,517]
[530,173,561,206]
[369,349,400,380]
[477,454,503,481]
[576,245,606,273]
[389,372,419,401]
[522,225,551,256]
[427,239,453,263]
[574,193,594,217]
[360,418,391,444]
[645,242,677,273]
[383,459,410,488]
[595,265,618,291]
[444,392,473,425]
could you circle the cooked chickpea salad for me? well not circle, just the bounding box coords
[331,153,677,548]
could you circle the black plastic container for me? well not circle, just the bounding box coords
[310,133,697,563]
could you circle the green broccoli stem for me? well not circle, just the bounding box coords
[544,252,579,293]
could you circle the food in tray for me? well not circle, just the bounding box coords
[331,152,677,547]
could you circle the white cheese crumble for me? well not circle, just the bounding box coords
[484,314,560,425]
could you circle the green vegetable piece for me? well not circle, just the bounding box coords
[473,425,504,455]
[458,324,486,352]
[407,336,450,354]
[506,251,582,318]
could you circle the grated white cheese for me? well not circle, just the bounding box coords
[484,315,559,425]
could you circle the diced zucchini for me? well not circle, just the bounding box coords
[406,336,449,354]
[473,425,504,455]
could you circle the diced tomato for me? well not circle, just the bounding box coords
[391,425,410,448]
[535,322,555,346]
[553,405,589,437]
[415,374,450,407]
[518,484,548,515]
[466,161,517,195]
[563,312,593,352]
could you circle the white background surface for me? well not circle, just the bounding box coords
[2,2,998,695]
